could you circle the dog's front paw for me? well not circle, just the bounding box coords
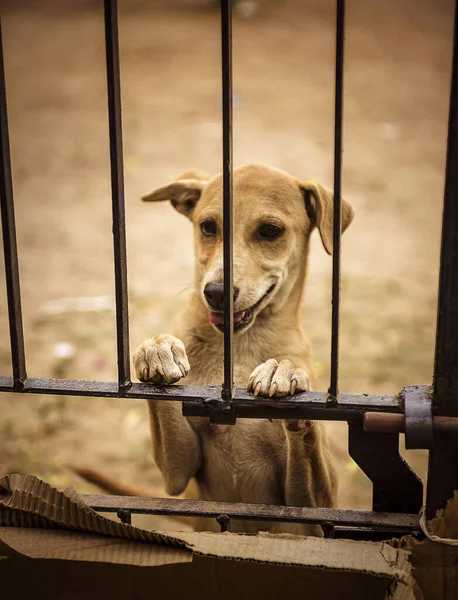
[133,334,190,384]
[247,359,309,397]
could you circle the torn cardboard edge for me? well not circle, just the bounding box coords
[400,491,458,600]
[395,490,458,552]
[424,490,458,541]
[174,530,414,583]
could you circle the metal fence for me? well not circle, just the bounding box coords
[1,0,458,540]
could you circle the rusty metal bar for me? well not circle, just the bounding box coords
[220,0,234,405]
[329,0,345,401]
[104,0,131,393]
[364,413,406,433]
[0,375,410,421]
[426,0,458,519]
[0,14,27,390]
[364,412,458,436]
[82,493,420,533]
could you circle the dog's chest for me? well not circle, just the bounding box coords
[185,361,253,389]
[183,335,268,388]
[194,420,286,505]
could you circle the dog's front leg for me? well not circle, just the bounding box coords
[283,420,337,510]
[134,334,202,496]
[247,359,337,511]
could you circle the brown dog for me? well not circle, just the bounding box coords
[129,163,354,535]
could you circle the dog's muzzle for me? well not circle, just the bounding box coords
[206,283,276,332]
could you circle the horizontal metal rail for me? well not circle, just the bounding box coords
[0,376,410,421]
[82,493,420,533]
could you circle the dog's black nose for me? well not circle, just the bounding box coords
[204,283,239,310]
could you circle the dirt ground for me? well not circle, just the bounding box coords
[0,0,454,529]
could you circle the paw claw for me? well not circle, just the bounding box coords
[269,383,278,397]
[177,362,187,378]
[254,381,262,396]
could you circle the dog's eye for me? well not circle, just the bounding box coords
[257,224,284,240]
[200,220,217,236]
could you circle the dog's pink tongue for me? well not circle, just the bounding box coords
[209,310,246,326]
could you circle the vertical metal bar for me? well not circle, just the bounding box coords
[216,514,230,532]
[329,0,345,400]
[432,1,458,418]
[426,0,458,518]
[104,0,131,392]
[220,0,234,403]
[0,14,26,389]
[117,508,132,525]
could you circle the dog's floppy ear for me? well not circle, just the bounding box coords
[300,180,355,255]
[142,170,210,220]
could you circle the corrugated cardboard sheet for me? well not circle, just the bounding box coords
[0,473,416,600]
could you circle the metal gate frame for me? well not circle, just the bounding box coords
[1,0,458,539]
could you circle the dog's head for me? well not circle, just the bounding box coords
[143,164,354,334]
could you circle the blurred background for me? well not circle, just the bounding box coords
[0,0,453,528]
